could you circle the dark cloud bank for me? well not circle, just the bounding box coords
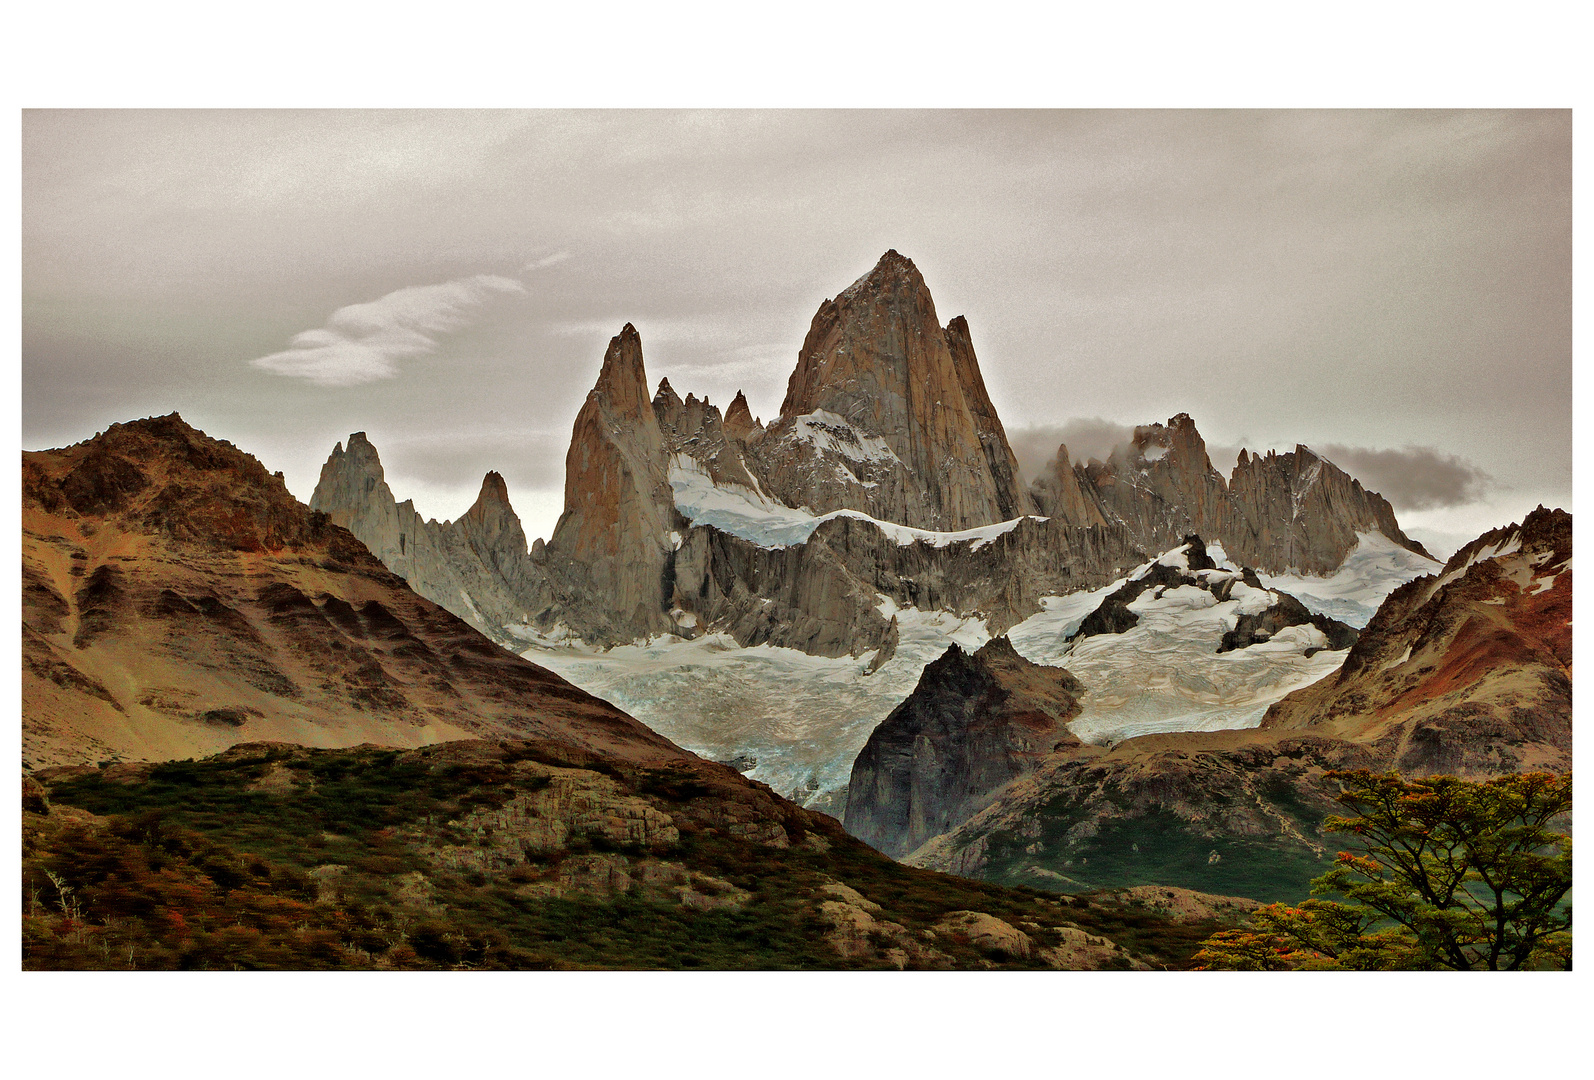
[1010,421,1491,514]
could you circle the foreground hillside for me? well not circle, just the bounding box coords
[23,740,1244,970]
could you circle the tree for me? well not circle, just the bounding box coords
[1195,770,1571,970]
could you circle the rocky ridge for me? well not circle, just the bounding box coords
[309,435,545,646]
[1030,414,1431,575]
[310,251,1428,662]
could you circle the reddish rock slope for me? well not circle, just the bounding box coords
[21,414,684,768]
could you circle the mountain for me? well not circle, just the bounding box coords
[540,323,680,641]
[309,434,545,646]
[877,511,1570,900]
[312,254,1153,654]
[1029,414,1432,574]
[22,413,680,769]
[844,536,1360,861]
[300,251,1440,818]
[846,637,1084,858]
[1262,505,1571,775]
[750,250,1029,530]
[311,253,1430,665]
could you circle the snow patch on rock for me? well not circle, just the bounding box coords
[668,453,1031,552]
[787,410,903,465]
[1259,531,1439,628]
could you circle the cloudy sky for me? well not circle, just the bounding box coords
[22,109,1570,558]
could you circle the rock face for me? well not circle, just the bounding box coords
[21,413,685,769]
[665,513,1146,659]
[893,510,1570,901]
[751,251,1030,530]
[845,637,1084,858]
[311,435,545,646]
[542,324,679,640]
[1226,444,1426,574]
[1029,414,1431,575]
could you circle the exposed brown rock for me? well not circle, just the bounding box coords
[753,251,1029,531]
[723,390,760,442]
[943,314,1031,521]
[21,414,685,769]
[1028,443,1110,529]
[543,324,679,639]
[1262,505,1571,776]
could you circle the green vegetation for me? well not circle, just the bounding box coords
[25,743,1235,970]
[1194,771,1572,970]
[979,798,1327,903]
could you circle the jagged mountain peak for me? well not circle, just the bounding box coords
[591,323,654,419]
[839,248,924,300]
[333,430,384,471]
[724,390,758,440]
[473,470,511,506]
[653,377,682,410]
[1120,413,1217,475]
[1441,504,1568,574]
[758,251,1027,531]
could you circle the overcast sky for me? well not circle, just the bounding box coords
[22,110,1570,558]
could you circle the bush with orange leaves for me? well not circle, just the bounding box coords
[1194,770,1571,970]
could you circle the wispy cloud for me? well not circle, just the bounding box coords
[251,274,525,386]
[1317,444,1493,511]
[521,251,571,272]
